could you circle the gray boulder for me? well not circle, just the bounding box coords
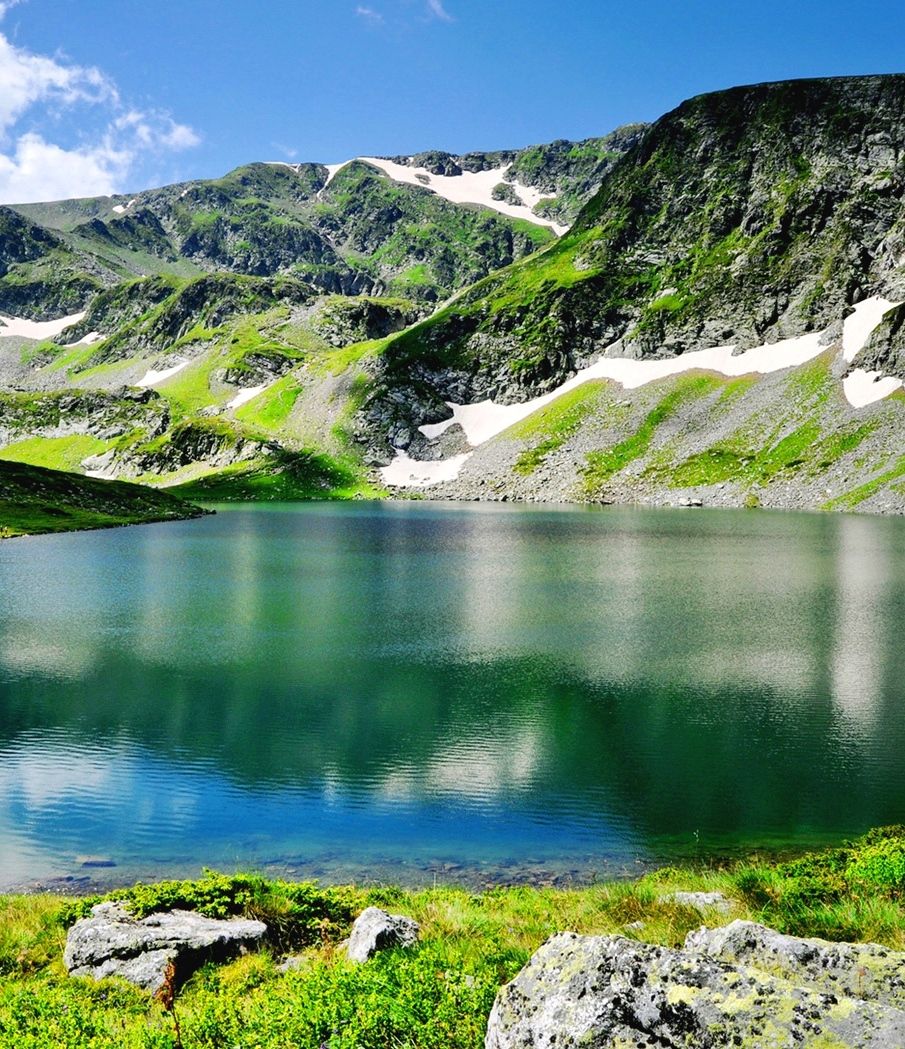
[64,901,267,993]
[687,919,905,1010]
[485,928,905,1048]
[659,890,733,915]
[346,906,419,963]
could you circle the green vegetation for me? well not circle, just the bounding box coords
[823,454,905,510]
[170,449,384,503]
[0,460,204,538]
[235,375,303,431]
[0,434,111,473]
[3,830,905,1046]
[664,417,878,491]
[582,375,719,495]
[511,382,605,475]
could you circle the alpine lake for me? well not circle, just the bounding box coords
[1,501,904,891]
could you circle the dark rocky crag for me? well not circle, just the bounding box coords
[364,75,905,432]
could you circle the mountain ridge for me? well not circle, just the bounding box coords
[2,75,905,520]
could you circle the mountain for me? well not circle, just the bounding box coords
[1,79,905,517]
[359,75,905,513]
[5,131,641,319]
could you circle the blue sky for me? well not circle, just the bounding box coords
[1,0,904,202]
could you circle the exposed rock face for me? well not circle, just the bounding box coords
[311,296,424,348]
[386,127,646,226]
[346,907,419,963]
[485,924,905,1048]
[64,902,266,993]
[854,302,905,381]
[367,74,905,439]
[687,920,905,1011]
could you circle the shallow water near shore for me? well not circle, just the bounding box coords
[1,501,904,891]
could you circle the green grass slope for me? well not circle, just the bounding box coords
[0,460,206,538]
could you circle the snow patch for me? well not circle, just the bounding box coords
[324,162,351,186]
[226,384,266,410]
[72,331,102,347]
[843,369,904,408]
[358,157,567,234]
[380,451,472,488]
[400,298,905,486]
[842,296,899,362]
[136,360,189,387]
[0,312,85,341]
[420,332,827,450]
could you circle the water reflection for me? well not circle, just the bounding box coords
[1,504,905,886]
[831,514,889,727]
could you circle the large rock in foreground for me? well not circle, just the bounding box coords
[486,922,905,1048]
[346,906,420,963]
[687,919,905,1011]
[64,902,267,993]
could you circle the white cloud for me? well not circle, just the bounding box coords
[0,29,115,134]
[356,5,384,23]
[0,132,125,201]
[113,109,200,152]
[0,11,200,204]
[426,0,453,21]
[272,141,299,160]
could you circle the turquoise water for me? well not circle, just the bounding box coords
[1,502,904,889]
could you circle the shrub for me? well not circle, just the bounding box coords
[846,839,905,896]
[63,872,355,954]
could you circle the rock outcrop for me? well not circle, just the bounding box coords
[346,907,420,963]
[486,922,905,1048]
[64,901,266,993]
[658,891,733,915]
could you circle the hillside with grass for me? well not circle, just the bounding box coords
[0,459,205,538]
[6,131,643,319]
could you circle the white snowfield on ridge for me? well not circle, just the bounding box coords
[381,296,905,488]
[270,156,569,235]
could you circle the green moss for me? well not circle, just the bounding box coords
[717,375,757,405]
[667,445,749,487]
[660,411,839,491]
[823,454,905,510]
[236,375,303,431]
[397,263,431,286]
[815,422,877,468]
[317,337,389,376]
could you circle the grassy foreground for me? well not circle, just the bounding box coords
[0,460,206,539]
[3,828,905,1047]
